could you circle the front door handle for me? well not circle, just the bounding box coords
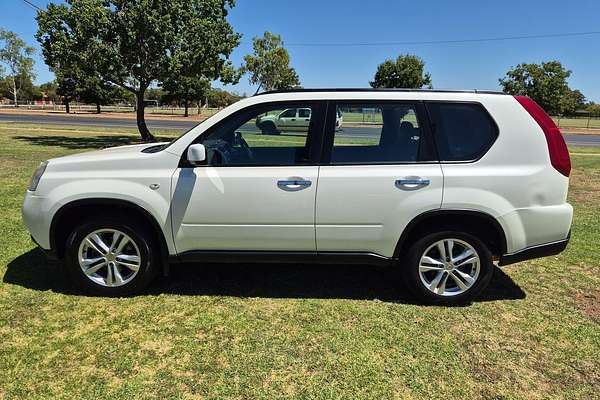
[277,178,312,192]
[395,178,431,190]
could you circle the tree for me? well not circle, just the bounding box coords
[164,46,239,115]
[206,88,242,108]
[559,89,586,115]
[39,81,59,102]
[55,73,78,114]
[0,29,35,106]
[37,0,241,142]
[499,61,576,115]
[77,76,120,114]
[163,77,211,117]
[242,31,300,94]
[587,103,600,117]
[0,73,39,102]
[370,54,432,89]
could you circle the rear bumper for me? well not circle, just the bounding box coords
[498,232,570,266]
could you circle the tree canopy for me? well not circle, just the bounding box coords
[242,31,300,94]
[370,54,432,89]
[162,76,211,117]
[499,61,582,115]
[0,29,36,106]
[36,0,241,141]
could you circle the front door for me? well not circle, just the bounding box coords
[315,101,443,257]
[171,101,326,254]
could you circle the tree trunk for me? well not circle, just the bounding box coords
[11,76,18,107]
[96,102,101,114]
[136,92,155,142]
[65,98,70,114]
[184,99,189,117]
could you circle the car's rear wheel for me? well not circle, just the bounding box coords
[65,216,159,296]
[259,121,280,135]
[402,231,494,305]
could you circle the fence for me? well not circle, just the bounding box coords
[2,102,599,130]
[553,114,600,129]
[0,103,222,117]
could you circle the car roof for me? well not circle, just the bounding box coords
[256,88,506,96]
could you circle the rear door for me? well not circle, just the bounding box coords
[315,101,443,257]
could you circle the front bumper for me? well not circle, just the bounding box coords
[30,235,59,261]
[498,232,570,266]
[22,191,53,250]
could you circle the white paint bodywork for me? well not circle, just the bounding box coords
[22,90,573,259]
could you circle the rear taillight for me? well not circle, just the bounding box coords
[514,96,571,177]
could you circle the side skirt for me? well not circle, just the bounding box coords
[169,251,395,267]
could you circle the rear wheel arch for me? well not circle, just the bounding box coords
[394,209,507,259]
[50,199,169,264]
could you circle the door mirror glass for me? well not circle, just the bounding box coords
[187,143,206,165]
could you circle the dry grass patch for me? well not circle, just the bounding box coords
[575,291,600,324]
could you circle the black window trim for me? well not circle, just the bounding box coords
[179,100,328,168]
[320,100,439,166]
[424,100,499,164]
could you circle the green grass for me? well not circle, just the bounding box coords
[0,123,599,399]
[554,117,600,130]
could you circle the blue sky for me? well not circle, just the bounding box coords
[2,0,599,101]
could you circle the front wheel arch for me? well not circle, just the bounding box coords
[50,199,169,269]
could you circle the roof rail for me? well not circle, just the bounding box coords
[255,88,507,96]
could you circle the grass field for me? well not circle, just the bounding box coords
[0,123,599,399]
[553,117,600,130]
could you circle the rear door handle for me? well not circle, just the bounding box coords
[395,178,431,190]
[277,178,312,192]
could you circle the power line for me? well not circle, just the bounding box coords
[13,1,600,48]
[19,0,42,11]
[282,31,600,47]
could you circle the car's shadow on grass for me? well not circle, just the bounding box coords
[13,135,174,150]
[4,248,526,305]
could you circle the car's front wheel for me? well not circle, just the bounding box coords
[65,216,159,296]
[402,231,494,305]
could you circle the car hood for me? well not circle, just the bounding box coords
[47,142,172,166]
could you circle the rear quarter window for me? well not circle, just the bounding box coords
[426,102,498,161]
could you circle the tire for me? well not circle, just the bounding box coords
[64,216,159,296]
[259,121,280,135]
[401,231,494,305]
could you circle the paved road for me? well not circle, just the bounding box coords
[1,112,599,147]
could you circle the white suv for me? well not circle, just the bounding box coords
[22,89,573,304]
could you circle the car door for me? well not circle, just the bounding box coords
[294,108,312,131]
[315,101,443,258]
[277,108,298,132]
[171,101,326,254]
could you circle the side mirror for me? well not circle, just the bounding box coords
[187,144,206,166]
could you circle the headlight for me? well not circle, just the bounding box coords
[28,161,48,191]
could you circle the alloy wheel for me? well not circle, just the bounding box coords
[78,229,141,287]
[418,238,480,297]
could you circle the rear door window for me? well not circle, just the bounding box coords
[329,103,425,164]
[426,102,498,161]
